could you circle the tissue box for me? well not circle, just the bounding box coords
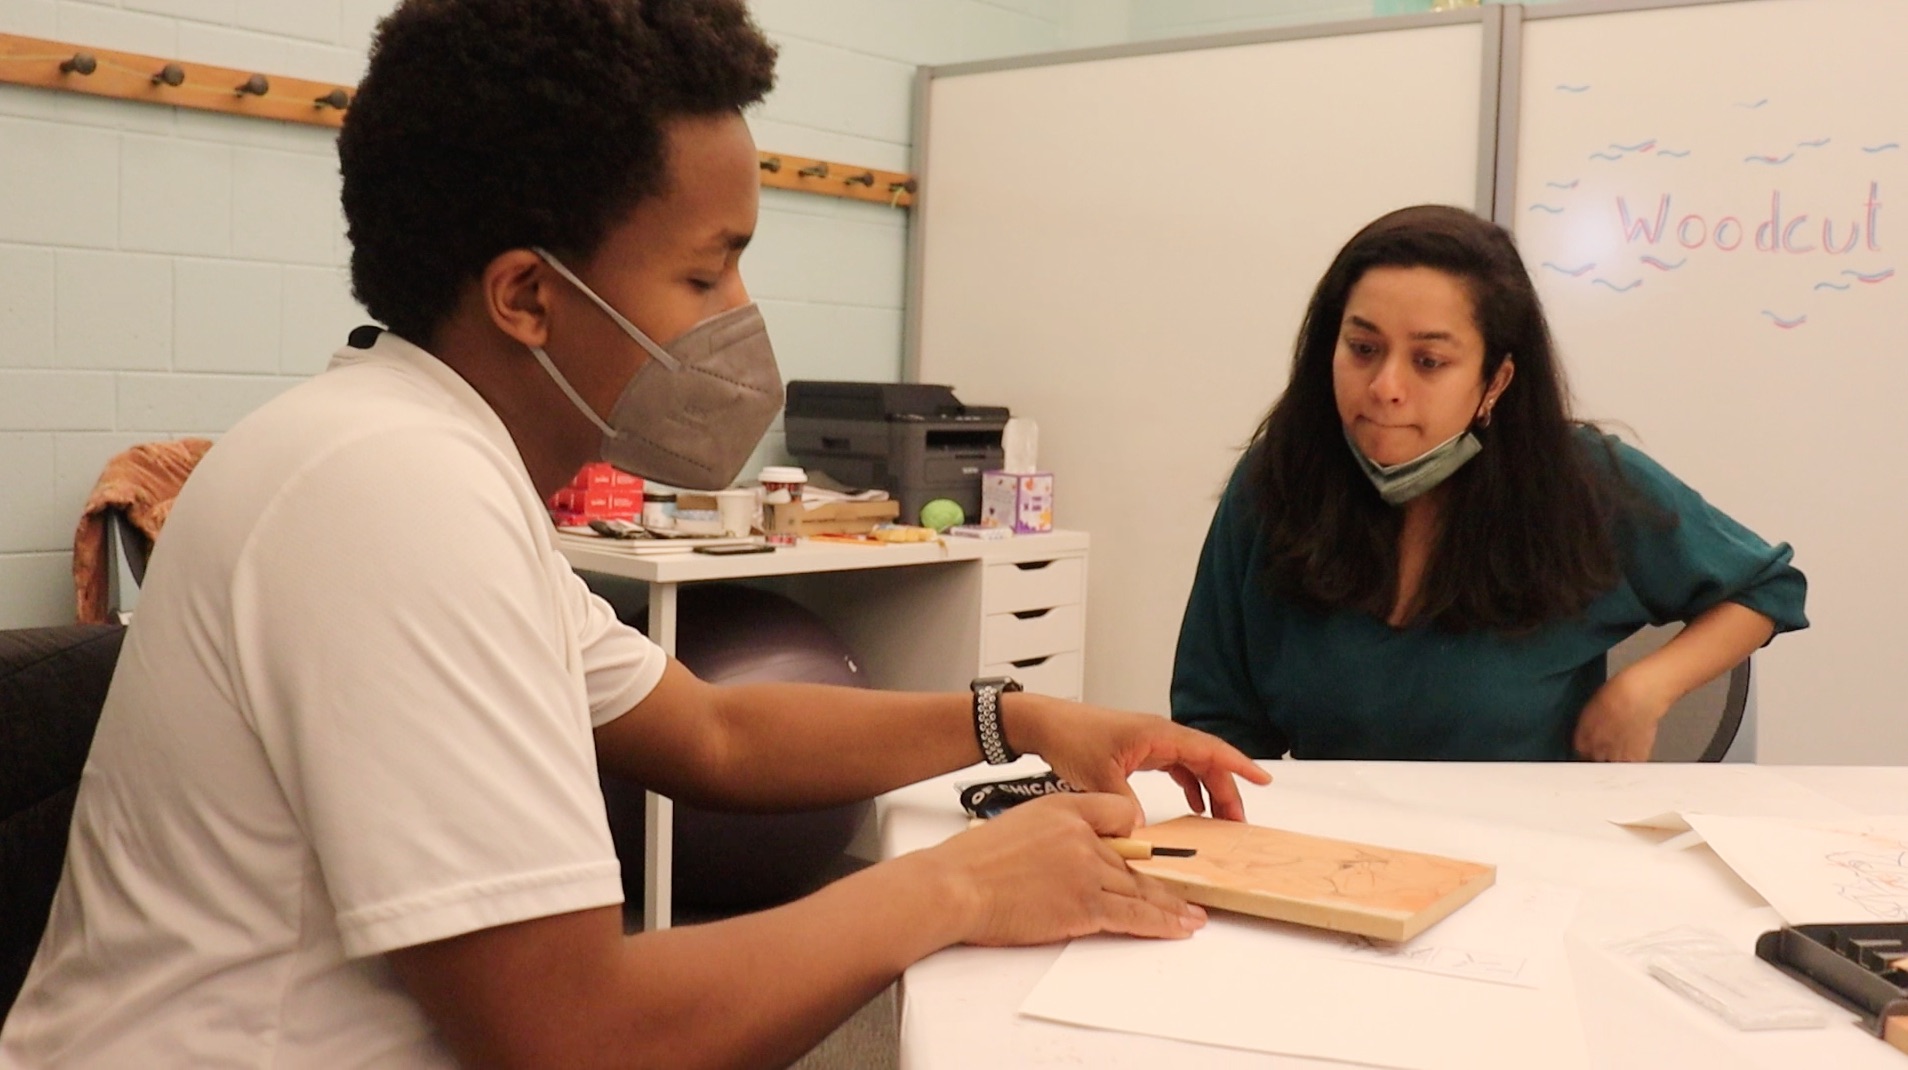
[981,471,1053,533]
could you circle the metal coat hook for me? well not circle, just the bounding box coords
[314,88,351,110]
[237,74,270,97]
[845,171,875,187]
[759,156,783,173]
[59,52,96,76]
[798,161,829,179]
[152,62,185,87]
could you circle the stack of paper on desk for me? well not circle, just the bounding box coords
[1021,879,1587,1070]
[555,531,758,555]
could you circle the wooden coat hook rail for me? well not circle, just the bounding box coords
[758,152,915,208]
[0,32,353,128]
[0,32,918,208]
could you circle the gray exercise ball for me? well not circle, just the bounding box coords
[583,578,872,915]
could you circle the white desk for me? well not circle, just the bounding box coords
[881,760,1908,1069]
[560,531,1090,930]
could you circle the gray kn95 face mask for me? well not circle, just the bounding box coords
[529,247,784,490]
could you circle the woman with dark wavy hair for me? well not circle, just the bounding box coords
[1171,205,1806,762]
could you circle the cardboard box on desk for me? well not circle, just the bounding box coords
[981,471,1053,534]
[764,499,901,537]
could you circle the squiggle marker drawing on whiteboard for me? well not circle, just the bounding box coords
[1862,143,1900,154]
[1761,311,1807,329]
[1545,179,1580,190]
[1656,149,1691,158]
[1736,98,1769,109]
[1528,204,1564,214]
[1592,278,1641,293]
[1541,262,1594,277]
[1556,84,1590,93]
[1843,268,1896,283]
[1815,281,1853,291]
[1638,256,1685,271]
[1796,138,1831,149]
[1745,153,1795,165]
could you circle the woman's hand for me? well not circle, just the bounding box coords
[920,793,1208,946]
[1573,669,1675,761]
[1005,694,1272,821]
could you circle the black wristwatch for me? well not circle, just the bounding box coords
[970,676,1024,765]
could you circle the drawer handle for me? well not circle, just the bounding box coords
[1013,560,1056,571]
[1011,655,1051,669]
[1012,608,1052,621]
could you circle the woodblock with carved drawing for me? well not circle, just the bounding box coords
[1126,816,1496,941]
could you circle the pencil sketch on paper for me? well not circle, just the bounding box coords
[1684,814,1908,928]
[1828,846,1908,921]
[1339,934,1530,986]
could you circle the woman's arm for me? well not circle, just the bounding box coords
[1574,601,1773,761]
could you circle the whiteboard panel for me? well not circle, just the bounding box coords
[1512,0,1908,762]
[915,19,1488,716]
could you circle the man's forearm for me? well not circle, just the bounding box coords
[692,681,1050,810]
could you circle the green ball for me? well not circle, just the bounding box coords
[919,498,964,532]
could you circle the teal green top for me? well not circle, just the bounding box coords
[1169,436,1808,761]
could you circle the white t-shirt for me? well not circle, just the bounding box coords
[0,332,666,1068]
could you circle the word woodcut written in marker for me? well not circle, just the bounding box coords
[1128,816,1496,942]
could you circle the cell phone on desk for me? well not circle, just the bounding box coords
[693,544,775,555]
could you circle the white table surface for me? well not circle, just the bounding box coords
[880,760,1908,1069]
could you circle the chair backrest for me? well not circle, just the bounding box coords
[0,624,126,1024]
[1607,623,1750,763]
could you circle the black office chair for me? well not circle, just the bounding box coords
[1607,623,1751,763]
[0,623,127,1023]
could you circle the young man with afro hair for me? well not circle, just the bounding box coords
[0,2,1267,1067]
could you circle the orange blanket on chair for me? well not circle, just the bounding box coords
[72,439,214,624]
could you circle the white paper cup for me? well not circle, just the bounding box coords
[715,489,756,536]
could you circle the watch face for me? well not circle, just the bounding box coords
[973,676,1019,692]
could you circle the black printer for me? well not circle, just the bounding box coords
[783,381,1008,526]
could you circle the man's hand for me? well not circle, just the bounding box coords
[1005,695,1272,821]
[922,793,1208,946]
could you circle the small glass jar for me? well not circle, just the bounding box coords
[642,490,678,530]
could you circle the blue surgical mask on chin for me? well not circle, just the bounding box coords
[526,247,784,491]
[1345,425,1483,506]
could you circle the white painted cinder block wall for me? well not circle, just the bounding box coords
[0,0,1080,628]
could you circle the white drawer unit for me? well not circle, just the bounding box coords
[977,546,1088,700]
[982,603,1084,667]
[981,650,1084,702]
[981,556,1085,616]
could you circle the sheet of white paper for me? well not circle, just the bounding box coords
[1326,880,1580,989]
[1020,906,1589,1070]
[1357,762,1858,837]
[1683,813,1908,925]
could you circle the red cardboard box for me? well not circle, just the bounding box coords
[549,463,643,521]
